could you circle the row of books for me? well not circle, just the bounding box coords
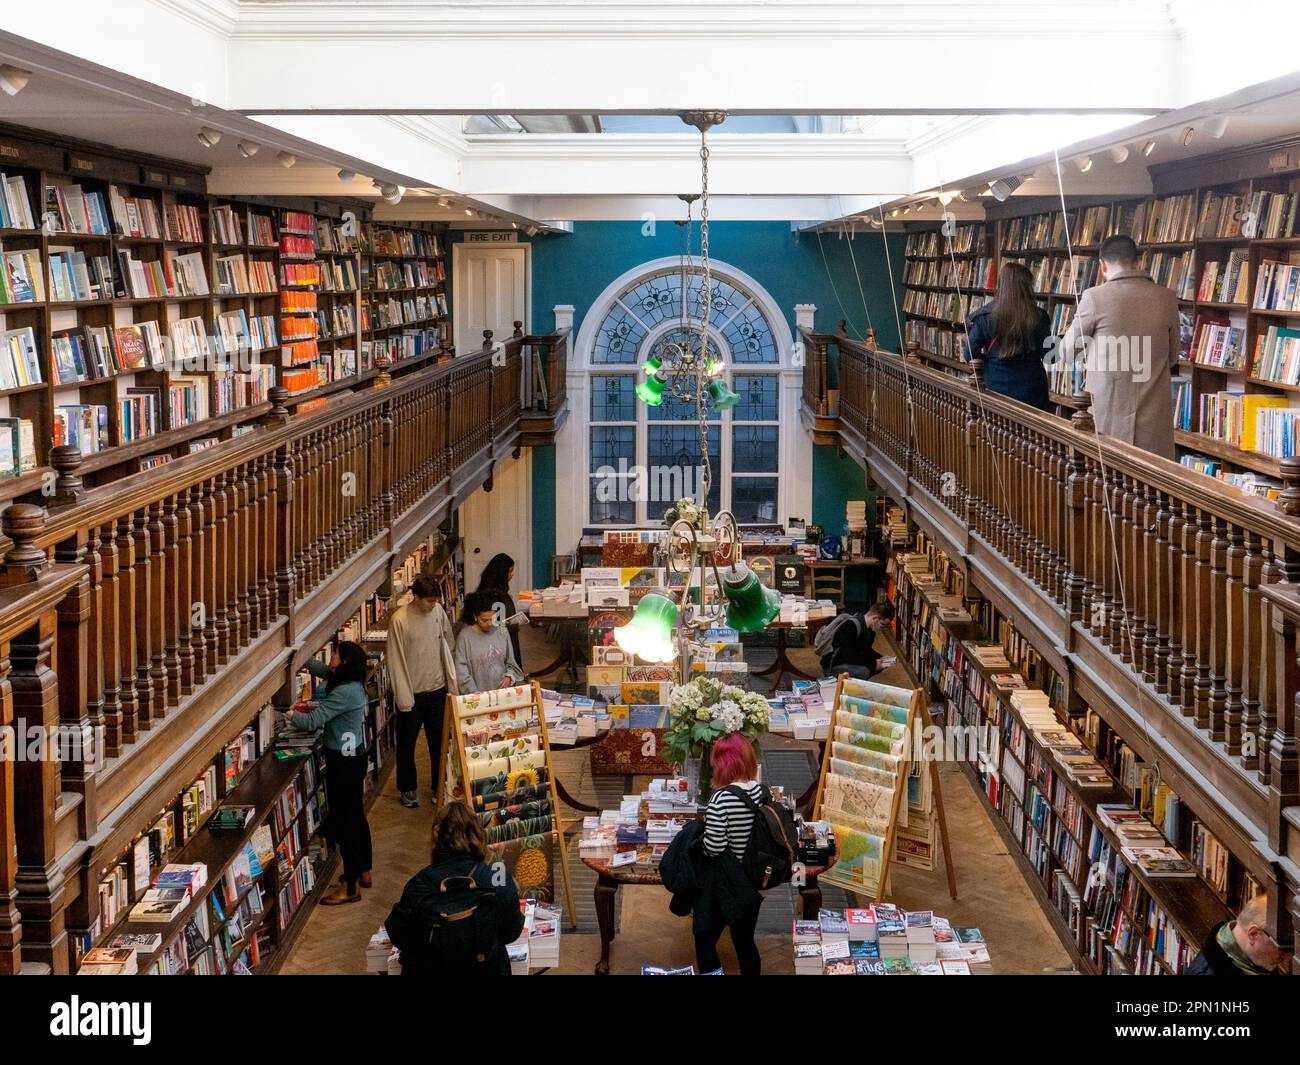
[372,227,444,258]
[369,293,446,329]
[0,325,40,389]
[1187,312,1246,370]
[1196,251,1249,305]
[1144,249,1196,299]
[1254,258,1300,311]
[0,417,38,477]
[0,172,36,229]
[904,255,996,291]
[371,258,444,290]
[902,287,989,322]
[1002,211,1073,252]
[213,254,278,295]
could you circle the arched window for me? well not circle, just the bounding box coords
[575,260,795,529]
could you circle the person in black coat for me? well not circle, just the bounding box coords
[965,262,1053,411]
[476,552,523,668]
[384,802,525,975]
[818,601,896,681]
[1183,896,1284,975]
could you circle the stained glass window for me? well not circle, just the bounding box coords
[585,264,782,527]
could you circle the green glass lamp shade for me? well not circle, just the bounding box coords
[722,564,781,633]
[614,592,678,661]
[642,355,664,376]
[636,372,666,406]
[707,378,740,411]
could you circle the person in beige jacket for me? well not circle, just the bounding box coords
[387,575,458,809]
[1057,234,1182,460]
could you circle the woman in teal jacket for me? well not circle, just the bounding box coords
[289,640,373,904]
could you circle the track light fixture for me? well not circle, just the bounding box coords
[1108,145,1130,164]
[1140,139,1158,157]
[197,127,223,148]
[277,151,297,168]
[464,208,473,216]
[237,140,260,158]
[511,222,518,229]
[1205,115,1230,139]
[937,191,955,206]
[437,197,450,208]
[382,185,404,205]
[1178,126,1195,147]
[988,175,1023,202]
[1075,155,1093,173]
[337,169,356,182]
[525,226,538,237]
[890,208,901,218]
[0,65,32,96]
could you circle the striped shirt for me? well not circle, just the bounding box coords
[703,780,764,860]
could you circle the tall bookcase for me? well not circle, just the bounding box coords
[0,122,454,493]
[363,221,449,371]
[901,143,1300,500]
[885,527,1246,973]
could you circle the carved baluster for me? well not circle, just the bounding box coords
[1166,501,1186,706]
[1152,491,1172,695]
[190,484,212,682]
[114,515,138,743]
[254,455,273,630]
[175,487,195,694]
[1179,506,1201,717]
[235,462,253,646]
[1222,523,1246,752]
[132,508,155,727]
[97,523,122,756]
[275,443,296,619]
[1139,483,1158,682]
[159,495,180,705]
[51,524,95,838]
[1207,517,1230,741]
[1192,510,1215,728]
[201,476,221,672]
[223,468,242,652]
[143,502,167,715]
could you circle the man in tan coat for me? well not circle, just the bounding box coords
[1057,234,1182,460]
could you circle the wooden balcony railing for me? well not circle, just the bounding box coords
[0,328,556,974]
[797,326,841,447]
[519,325,571,446]
[827,332,1300,970]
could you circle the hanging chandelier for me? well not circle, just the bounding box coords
[616,111,779,665]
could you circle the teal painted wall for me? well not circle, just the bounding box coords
[449,224,904,584]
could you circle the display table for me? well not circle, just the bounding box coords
[581,855,827,975]
[749,617,830,690]
[524,612,588,687]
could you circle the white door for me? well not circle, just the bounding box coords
[460,449,533,597]
[453,243,529,355]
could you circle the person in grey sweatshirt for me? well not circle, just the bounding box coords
[455,591,525,693]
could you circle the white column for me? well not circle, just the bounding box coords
[794,303,817,332]
[554,304,575,335]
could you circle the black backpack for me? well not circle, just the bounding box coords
[726,784,800,891]
[404,874,506,974]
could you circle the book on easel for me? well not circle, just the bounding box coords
[440,681,577,928]
[811,676,918,899]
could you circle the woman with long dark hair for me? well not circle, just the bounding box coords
[288,640,373,904]
[965,262,1053,411]
[475,552,522,667]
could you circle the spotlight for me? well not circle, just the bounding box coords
[437,198,450,208]
[197,127,223,148]
[236,140,260,158]
[277,152,297,168]
[1140,139,1158,157]
[890,208,901,218]
[525,226,538,237]
[1075,155,1093,173]
[957,187,983,203]
[511,222,518,229]
[988,175,1023,202]
[938,191,955,206]
[1108,145,1130,164]
[1178,126,1195,147]
[1205,115,1230,139]
[464,208,473,216]
[0,65,32,96]
[381,185,404,205]
[337,169,356,182]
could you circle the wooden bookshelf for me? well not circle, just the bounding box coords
[0,124,460,494]
[886,532,1237,973]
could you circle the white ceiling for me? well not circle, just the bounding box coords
[1,1,1299,225]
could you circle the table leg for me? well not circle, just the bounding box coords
[798,874,823,920]
[594,875,618,975]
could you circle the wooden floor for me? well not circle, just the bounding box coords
[280,625,1077,975]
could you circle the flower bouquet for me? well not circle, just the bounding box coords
[662,496,704,529]
[662,676,769,798]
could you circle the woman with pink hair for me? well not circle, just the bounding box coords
[696,733,765,975]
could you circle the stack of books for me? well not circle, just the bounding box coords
[874,903,909,963]
[905,910,937,965]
